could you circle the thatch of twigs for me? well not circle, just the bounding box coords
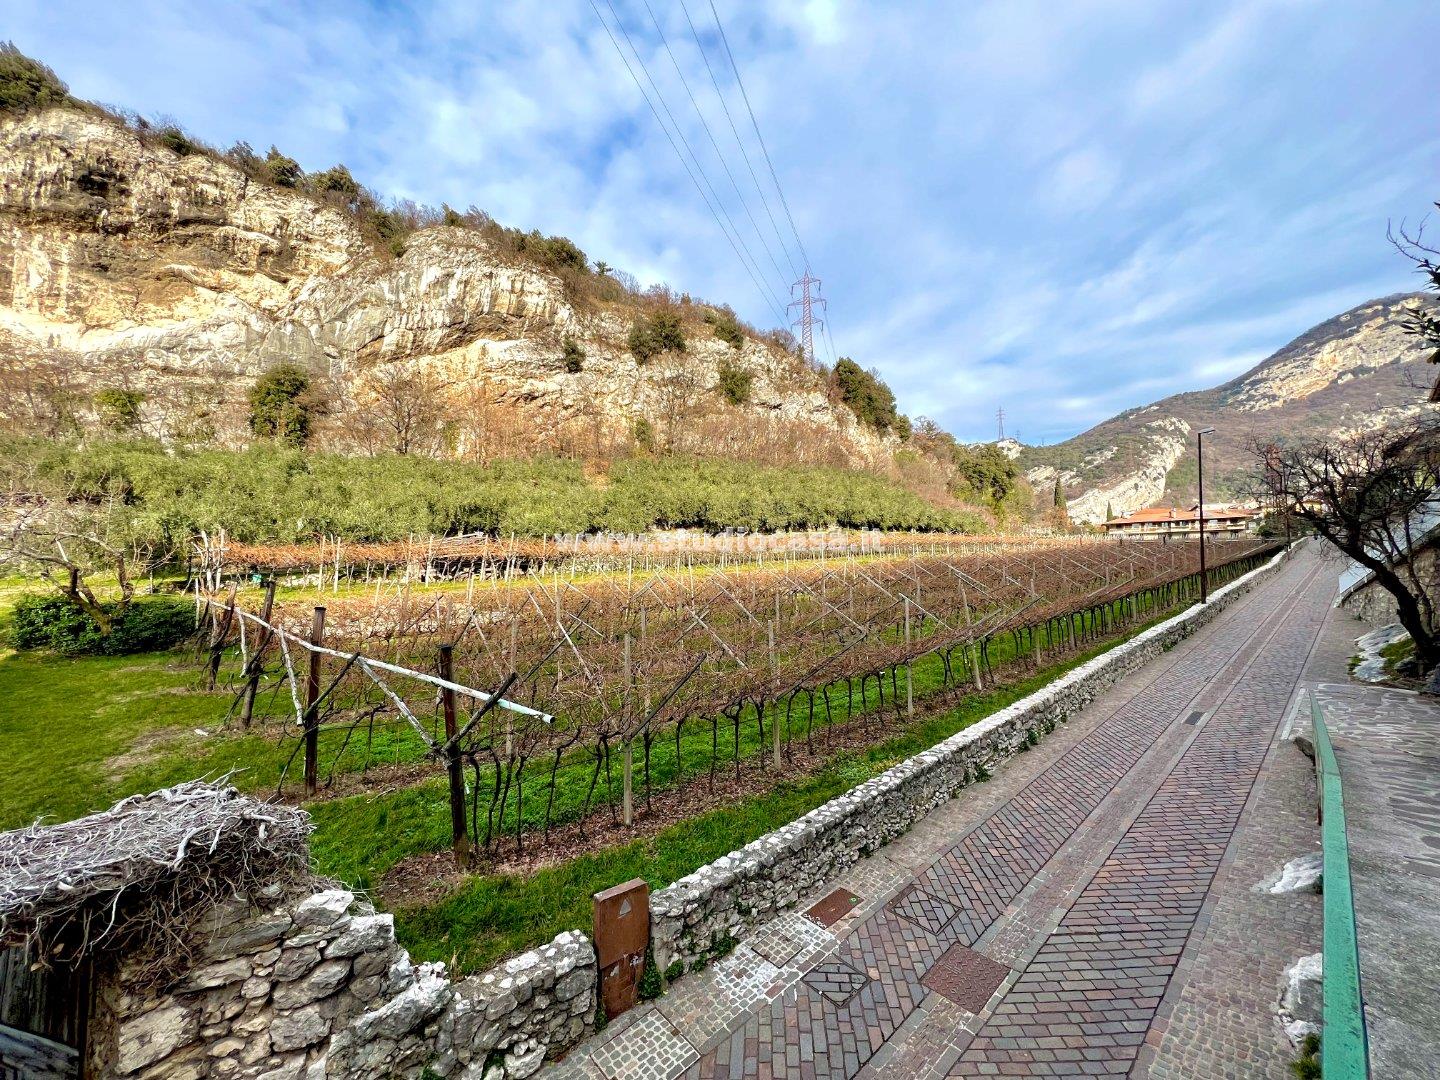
[0,781,311,975]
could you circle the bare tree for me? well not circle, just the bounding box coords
[1388,204,1440,401]
[352,364,451,455]
[0,476,168,633]
[0,342,86,438]
[1253,417,1440,671]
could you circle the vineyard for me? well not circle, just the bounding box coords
[195,537,1278,873]
[196,529,1076,583]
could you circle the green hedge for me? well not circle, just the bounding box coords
[10,594,195,655]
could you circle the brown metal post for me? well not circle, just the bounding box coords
[303,606,326,797]
[439,644,473,867]
[239,578,276,728]
[593,878,650,1019]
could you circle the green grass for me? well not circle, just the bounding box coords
[393,610,1180,973]
[0,649,233,829]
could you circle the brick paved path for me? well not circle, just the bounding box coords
[950,556,1332,1077]
[548,549,1334,1080]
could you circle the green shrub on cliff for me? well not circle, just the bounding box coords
[0,43,71,114]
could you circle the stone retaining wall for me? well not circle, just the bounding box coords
[649,547,1288,973]
[93,886,595,1080]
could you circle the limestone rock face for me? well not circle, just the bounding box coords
[0,107,884,462]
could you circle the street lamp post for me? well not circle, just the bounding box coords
[1197,427,1215,602]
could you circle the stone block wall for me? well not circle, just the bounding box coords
[91,885,595,1080]
[649,547,1288,972]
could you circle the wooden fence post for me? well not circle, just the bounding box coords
[239,578,277,728]
[303,606,326,797]
[439,644,473,868]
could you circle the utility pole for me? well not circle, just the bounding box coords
[788,269,827,364]
[996,407,1006,441]
[1197,427,1215,603]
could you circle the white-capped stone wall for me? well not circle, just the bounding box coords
[649,547,1289,972]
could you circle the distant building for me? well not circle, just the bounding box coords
[1100,504,1258,541]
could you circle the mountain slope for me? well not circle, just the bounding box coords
[0,105,887,467]
[1019,293,1437,522]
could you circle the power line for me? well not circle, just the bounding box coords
[707,0,812,273]
[592,0,788,326]
[643,0,793,298]
[678,0,801,281]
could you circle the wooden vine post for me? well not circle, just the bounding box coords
[768,619,781,768]
[239,578,277,728]
[903,596,914,720]
[621,633,634,828]
[302,606,326,797]
[438,644,473,868]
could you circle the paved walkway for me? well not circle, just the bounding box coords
[547,549,1339,1080]
[1306,601,1440,1078]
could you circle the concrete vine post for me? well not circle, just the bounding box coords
[903,596,914,720]
[769,619,780,769]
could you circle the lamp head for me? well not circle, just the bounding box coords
[1198,427,1216,436]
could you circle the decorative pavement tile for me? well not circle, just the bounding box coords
[746,912,834,969]
[887,885,960,936]
[657,946,783,1055]
[802,958,870,1004]
[590,1008,699,1080]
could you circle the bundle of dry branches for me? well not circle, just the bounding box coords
[0,781,311,971]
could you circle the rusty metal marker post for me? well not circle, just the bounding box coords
[592,878,649,1020]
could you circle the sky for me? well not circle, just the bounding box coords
[9,0,1439,444]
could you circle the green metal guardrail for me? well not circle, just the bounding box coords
[1310,692,1371,1078]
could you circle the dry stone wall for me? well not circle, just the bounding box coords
[93,885,594,1080]
[649,547,1289,973]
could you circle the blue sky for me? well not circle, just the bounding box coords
[9,0,1439,443]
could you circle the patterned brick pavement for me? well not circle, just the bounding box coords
[548,549,1336,1080]
[949,555,1332,1077]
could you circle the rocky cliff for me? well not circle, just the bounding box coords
[1019,293,1438,523]
[0,107,885,463]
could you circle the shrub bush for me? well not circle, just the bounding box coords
[264,146,303,188]
[93,388,144,433]
[156,125,201,157]
[0,43,70,114]
[561,335,585,373]
[10,594,194,655]
[832,358,900,433]
[249,365,322,447]
[716,361,753,406]
[629,312,686,365]
[704,306,745,349]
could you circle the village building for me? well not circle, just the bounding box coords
[1100,504,1259,541]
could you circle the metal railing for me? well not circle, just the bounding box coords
[1310,692,1371,1078]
